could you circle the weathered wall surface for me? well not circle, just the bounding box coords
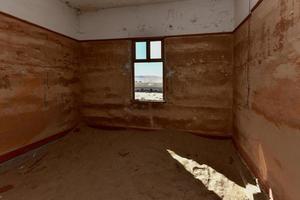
[233,0,300,199]
[80,34,233,136]
[0,13,80,156]
[78,0,234,40]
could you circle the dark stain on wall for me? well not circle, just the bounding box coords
[0,184,14,194]
[0,75,11,89]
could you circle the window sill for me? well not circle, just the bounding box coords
[131,99,167,104]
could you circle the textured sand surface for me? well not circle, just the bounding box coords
[0,126,267,200]
[135,92,163,101]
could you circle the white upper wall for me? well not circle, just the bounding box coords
[250,0,260,9]
[77,0,235,40]
[0,0,261,40]
[234,0,260,28]
[234,0,250,27]
[0,0,79,39]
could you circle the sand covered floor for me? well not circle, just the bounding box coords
[0,126,268,200]
[135,92,163,101]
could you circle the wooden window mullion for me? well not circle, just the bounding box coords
[146,40,151,61]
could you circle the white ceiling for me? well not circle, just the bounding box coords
[62,0,183,11]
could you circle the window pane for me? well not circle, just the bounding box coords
[150,41,162,59]
[134,62,163,102]
[135,42,147,60]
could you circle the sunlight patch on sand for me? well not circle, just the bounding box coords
[167,149,262,200]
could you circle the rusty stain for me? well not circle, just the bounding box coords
[273,0,294,51]
[0,185,14,194]
[0,75,11,90]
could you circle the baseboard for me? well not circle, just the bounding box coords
[0,125,78,164]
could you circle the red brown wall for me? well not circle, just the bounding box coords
[80,34,233,137]
[0,13,80,156]
[233,0,300,199]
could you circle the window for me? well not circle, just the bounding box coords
[133,39,164,102]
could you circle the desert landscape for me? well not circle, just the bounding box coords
[135,75,163,101]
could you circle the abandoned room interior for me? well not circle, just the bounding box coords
[0,0,299,199]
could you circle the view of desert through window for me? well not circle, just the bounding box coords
[134,62,163,101]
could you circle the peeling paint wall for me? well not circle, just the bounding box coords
[0,13,80,156]
[233,0,300,199]
[80,34,233,136]
[0,0,79,39]
[78,0,234,40]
